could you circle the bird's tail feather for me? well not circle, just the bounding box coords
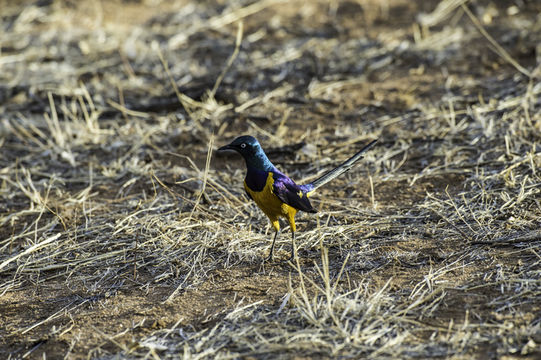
[309,139,377,191]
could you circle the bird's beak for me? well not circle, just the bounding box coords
[218,143,234,151]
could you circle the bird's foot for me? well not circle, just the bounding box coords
[282,248,296,263]
[263,253,273,263]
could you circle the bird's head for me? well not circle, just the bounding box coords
[218,135,260,156]
[218,135,274,171]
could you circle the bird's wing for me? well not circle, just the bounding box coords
[272,172,317,213]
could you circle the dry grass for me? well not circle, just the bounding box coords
[1,0,540,359]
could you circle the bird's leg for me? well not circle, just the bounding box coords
[265,230,279,262]
[287,231,296,262]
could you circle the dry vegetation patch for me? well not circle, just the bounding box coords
[1,0,540,358]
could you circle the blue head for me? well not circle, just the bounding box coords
[218,135,275,171]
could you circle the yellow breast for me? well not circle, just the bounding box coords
[244,172,297,231]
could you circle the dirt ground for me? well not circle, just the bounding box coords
[1,0,540,359]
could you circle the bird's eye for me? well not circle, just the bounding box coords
[240,143,247,149]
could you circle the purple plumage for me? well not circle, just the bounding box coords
[272,170,317,213]
[244,167,269,192]
[244,167,316,213]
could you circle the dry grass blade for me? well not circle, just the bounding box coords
[0,234,60,272]
[208,21,244,100]
[460,3,532,77]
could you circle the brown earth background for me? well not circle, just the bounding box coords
[0,0,540,359]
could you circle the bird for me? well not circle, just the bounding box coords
[218,135,377,261]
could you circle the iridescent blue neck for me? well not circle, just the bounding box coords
[244,146,275,172]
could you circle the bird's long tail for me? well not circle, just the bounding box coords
[309,139,377,192]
